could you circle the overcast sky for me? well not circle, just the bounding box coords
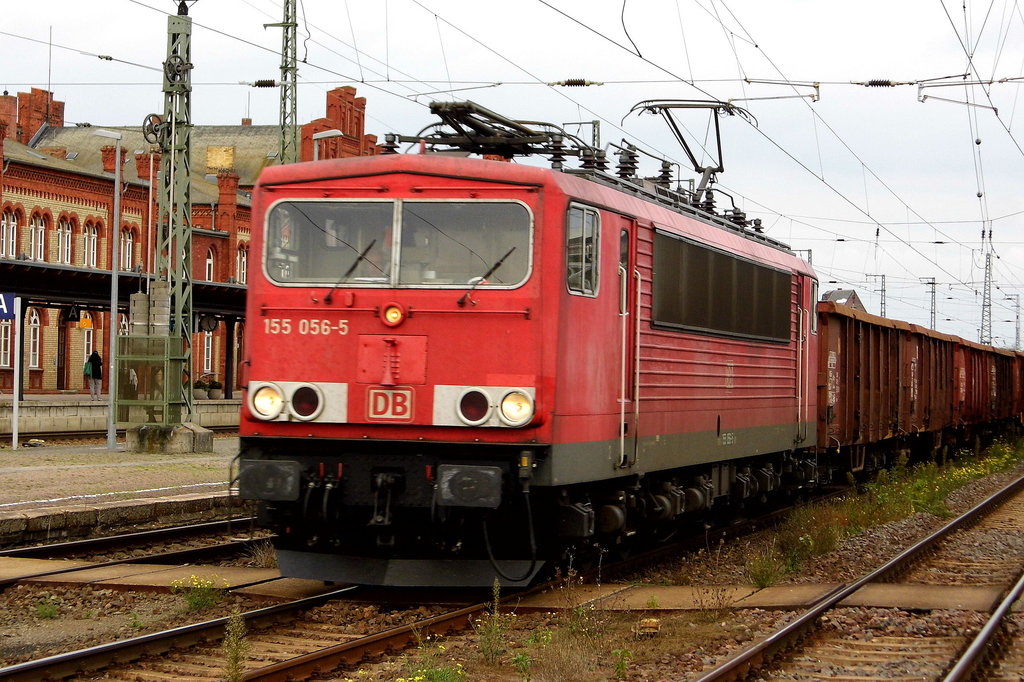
[3,0,1023,345]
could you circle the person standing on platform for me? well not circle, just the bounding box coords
[86,351,103,400]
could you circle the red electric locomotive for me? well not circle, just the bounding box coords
[237,102,821,586]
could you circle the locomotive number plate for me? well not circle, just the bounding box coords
[263,317,349,335]
[367,387,415,422]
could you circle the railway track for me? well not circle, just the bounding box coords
[695,472,1024,681]
[2,470,1020,679]
[0,491,846,681]
[0,518,263,589]
[0,583,491,681]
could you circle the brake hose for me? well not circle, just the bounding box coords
[482,486,537,583]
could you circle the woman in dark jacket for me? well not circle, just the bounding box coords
[86,351,103,400]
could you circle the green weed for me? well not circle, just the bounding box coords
[34,599,58,619]
[222,608,250,682]
[170,574,228,611]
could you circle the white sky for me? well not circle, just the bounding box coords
[3,0,1023,346]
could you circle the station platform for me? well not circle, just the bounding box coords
[0,435,246,546]
[0,392,241,436]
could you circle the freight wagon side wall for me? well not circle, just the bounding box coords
[1015,353,1024,419]
[817,303,901,448]
[818,302,1018,452]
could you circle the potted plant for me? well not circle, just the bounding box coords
[193,379,209,400]
[207,379,224,400]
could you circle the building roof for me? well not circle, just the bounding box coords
[3,136,109,180]
[822,288,867,311]
[23,123,278,206]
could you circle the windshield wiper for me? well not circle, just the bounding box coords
[457,246,516,307]
[324,239,377,303]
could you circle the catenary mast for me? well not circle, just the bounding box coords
[267,0,298,164]
[156,0,195,418]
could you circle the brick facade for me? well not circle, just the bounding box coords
[301,86,380,161]
[1,87,378,396]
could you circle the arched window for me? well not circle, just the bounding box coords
[236,245,248,284]
[28,308,40,368]
[57,219,73,264]
[29,215,45,261]
[85,225,98,268]
[1,210,18,258]
[203,331,213,372]
[0,320,11,367]
[205,248,215,281]
[120,229,134,270]
[234,323,244,387]
[81,312,94,357]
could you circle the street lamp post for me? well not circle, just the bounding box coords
[95,129,122,451]
[312,129,343,161]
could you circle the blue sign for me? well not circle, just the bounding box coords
[0,293,14,320]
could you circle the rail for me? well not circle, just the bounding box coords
[694,471,1024,681]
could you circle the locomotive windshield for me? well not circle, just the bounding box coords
[265,200,531,287]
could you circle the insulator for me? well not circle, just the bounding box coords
[616,145,639,180]
[253,79,278,88]
[594,149,609,172]
[548,133,566,171]
[701,191,716,213]
[866,79,896,87]
[657,160,673,188]
[580,148,596,170]
[563,78,588,87]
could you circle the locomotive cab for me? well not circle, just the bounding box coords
[237,155,563,586]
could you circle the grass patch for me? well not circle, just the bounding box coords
[398,637,467,682]
[222,608,251,682]
[743,539,787,587]
[34,599,59,619]
[170,574,228,611]
[244,539,278,568]
[472,579,515,666]
[751,439,1024,578]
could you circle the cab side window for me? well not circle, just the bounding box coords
[567,205,599,296]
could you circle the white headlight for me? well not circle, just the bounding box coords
[251,384,285,419]
[499,390,533,426]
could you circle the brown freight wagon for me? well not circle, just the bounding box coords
[1015,352,1024,420]
[815,301,1009,470]
[955,338,1016,427]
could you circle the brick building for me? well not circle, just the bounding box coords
[0,86,378,397]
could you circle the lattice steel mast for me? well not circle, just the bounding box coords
[981,249,993,345]
[267,0,298,163]
[143,0,195,420]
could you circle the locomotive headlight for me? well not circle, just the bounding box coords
[289,385,323,420]
[457,388,492,426]
[499,390,534,426]
[382,303,405,327]
[251,384,285,420]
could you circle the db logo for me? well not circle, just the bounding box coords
[367,387,414,422]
